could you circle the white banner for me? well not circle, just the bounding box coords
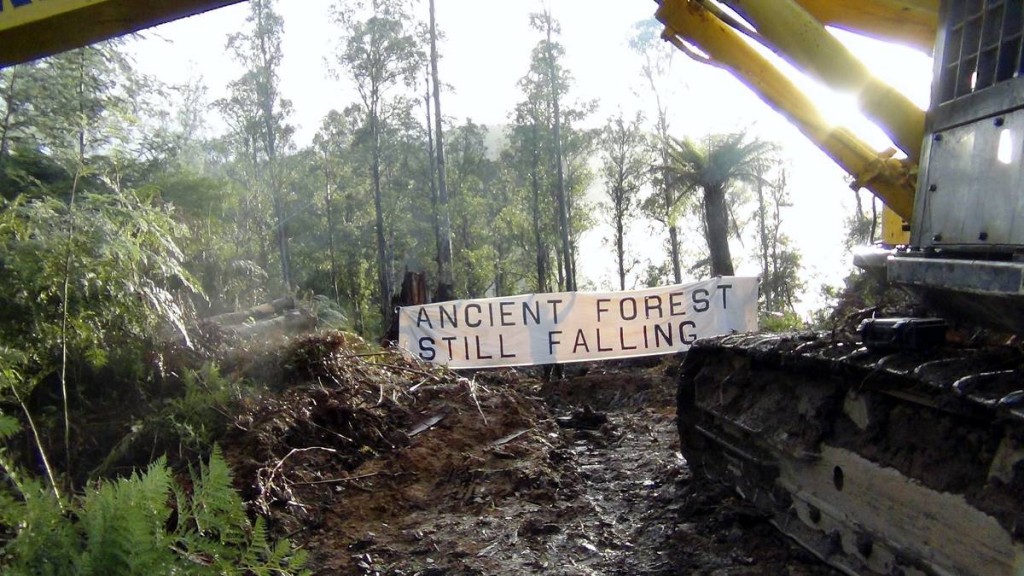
[397,277,758,369]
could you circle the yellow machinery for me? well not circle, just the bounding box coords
[0,0,243,67]
[656,0,928,238]
[662,2,1024,575]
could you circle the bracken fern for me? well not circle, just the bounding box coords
[0,440,308,575]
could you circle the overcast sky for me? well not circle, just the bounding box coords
[128,0,933,311]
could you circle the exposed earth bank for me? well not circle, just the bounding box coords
[219,333,836,575]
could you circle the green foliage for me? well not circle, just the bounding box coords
[94,363,248,477]
[664,131,777,277]
[0,189,197,375]
[167,364,245,449]
[759,310,805,333]
[0,447,308,575]
[76,459,175,574]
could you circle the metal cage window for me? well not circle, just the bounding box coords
[939,0,1024,102]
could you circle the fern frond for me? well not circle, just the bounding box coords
[76,457,175,575]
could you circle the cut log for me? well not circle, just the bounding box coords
[208,296,295,326]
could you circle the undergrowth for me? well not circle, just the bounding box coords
[93,362,251,478]
[0,414,307,575]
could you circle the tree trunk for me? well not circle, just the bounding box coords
[424,75,441,288]
[272,192,291,290]
[0,68,18,165]
[530,122,549,293]
[616,213,626,291]
[756,173,770,307]
[704,185,735,277]
[255,15,290,292]
[669,225,681,283]
[545,15,574,292]
[430,0,455,302]
[532,170,548,293]
[370,106,392,331]
[324,162,340,303]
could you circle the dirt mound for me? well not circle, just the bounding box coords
[215,332,833,574]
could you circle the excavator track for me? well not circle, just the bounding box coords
[677,332,1024,576]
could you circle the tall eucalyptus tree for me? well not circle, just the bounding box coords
[220,0,295,292]
[334,0,424,329]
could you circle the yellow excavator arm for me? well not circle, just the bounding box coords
[794,0,937,54]
[656,0,936,231]
[0,0,243,67]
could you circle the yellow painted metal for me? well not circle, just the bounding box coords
[794,0,937,54]
[0,0,243,67]
[722,0,926,161]
[880,204,911,245]
[656,0,916,220]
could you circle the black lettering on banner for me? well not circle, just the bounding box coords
[441,336,457,360]
[620,297,638,320]
[644,295,663,319]
[596,328,613,352]
[692,289,710,312]
[654,323,673,347]
[475,336,493,359]
[523,301,541,325]
[619,327,637,350]
[439,304,458,328]
[718,284,732,308]
[680,320,698,344]
[669,291,686,315]
[462,336,470,360]
[548,331,562,355]
[499,301,515,326]
[547,298,564,322]
[499,334,516,358]
[573,329,589,353]
[418,337,436,361]
[416,307,434,328]
[465,303,483,327]
[596,298,611,321]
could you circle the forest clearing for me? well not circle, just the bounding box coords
[0,0,890,573]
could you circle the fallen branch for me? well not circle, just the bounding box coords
[291,470,415,486]
[254,446,339,515]
[292,471,379,485]
[376,363,446,384]
[462,377,488,426]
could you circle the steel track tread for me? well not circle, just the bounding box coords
[678,331,1024,576]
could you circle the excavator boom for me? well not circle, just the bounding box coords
[0,0,243,67]
[794,0,937,54]
[656,0,920,221]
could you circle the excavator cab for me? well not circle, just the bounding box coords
[890,1,1024,331]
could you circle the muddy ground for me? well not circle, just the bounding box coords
[219,333,836,575]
